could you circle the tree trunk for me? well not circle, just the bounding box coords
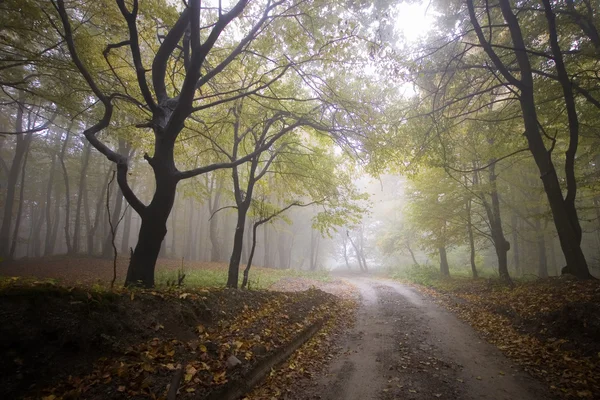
[535,217,548,278]
[439,245,450,276]
[242,222,260,289]
[125,166,178,287]
[263,224,270,267]
[72,141,91,254]
[27,202,36,257]
[342,234,351,270]
[277,225,287,269]
[226,206,248,288]
[310,229,320,271]
[102,142,129,258]
[511,213,520,276]
[466,197,478,278]
[49,196,61,254]
[44,133,62,256]
[88,167,112,256]
[58,130,72,253]
[476,163,512,285]
[120,206,133,255]
[9,149,30,258]
[185,199,194,260]
[358,226,368,271]
[192,207,200,260]
[347,230,366,272]
[209,188,222,262]
[169,194,178,257]
[32,191,46,257]
[0,104,30,257]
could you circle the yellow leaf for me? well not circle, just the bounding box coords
[197,325,205,334]
[130,292,135,301]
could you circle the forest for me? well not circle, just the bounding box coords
[1,0,599,399]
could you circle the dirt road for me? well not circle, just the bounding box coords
[300,277,553,400]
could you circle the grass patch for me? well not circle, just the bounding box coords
[387,264,502,291]
[155,266,330,289]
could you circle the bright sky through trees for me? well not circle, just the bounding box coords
[393,1,435,43]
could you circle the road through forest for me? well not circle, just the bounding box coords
[298,277,554,400]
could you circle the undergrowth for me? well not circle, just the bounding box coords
[155,267,330,289]
[388,264,511,291]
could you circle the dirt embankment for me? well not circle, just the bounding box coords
[0,281,344,400]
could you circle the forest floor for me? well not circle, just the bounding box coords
[0,256,357,400]
[3,258,599,399]
[398,275,600,399]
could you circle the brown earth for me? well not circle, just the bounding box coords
[0,278,344,399]
[0,255,224,285]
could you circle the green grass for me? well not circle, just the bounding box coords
[155,266,330,290]
[387,264,500,291]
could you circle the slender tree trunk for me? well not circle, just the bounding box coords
[310,229,320,271]
[342,235,351,270]
[226,206,248,288]
[170,194,178,257]
[58,130,72,253]
[185,199,194,260]
[120,206,133,255]
[277,225,287,269]
[72,141,91,254]
[242,218,253,265]
[406,239,420,267]
[476,163,512,285]
[535,216,548,278]
[466,198,478,278]
[27,202,36,257]
[88,167,112,256]
[549,236,558,276]
[439,245,450,276]
[9,149,30,259]
[358,227,368,271]
[0,104,30,257]
[209,189,222,262]
[347,230,366,272]
[242,223,260,289]
[511,213,520,276]
[263,224,270,267]
[44,133,61,256]
[49,197,61,254]
[192,208,200,260]
[287,231,295,269]
[32,192,45,257]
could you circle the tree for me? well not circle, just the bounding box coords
[51,0,334,286]
[405,168,464,276]
[462,0,593,278]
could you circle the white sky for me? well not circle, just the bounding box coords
[394,1,436,44]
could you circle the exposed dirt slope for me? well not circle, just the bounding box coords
[0,281,340,399]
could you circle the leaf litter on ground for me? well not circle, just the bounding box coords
[405,276,600,399]
[0,275,357,400]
